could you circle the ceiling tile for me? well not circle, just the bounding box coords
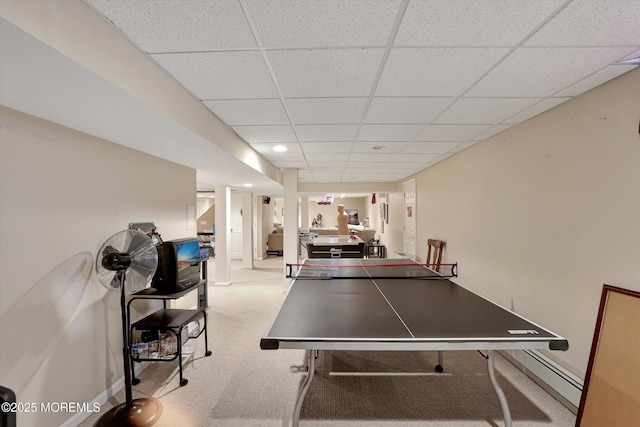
[435,97,540,124]
[524,0,640,47]
[502,97,571,124]
[307,157,348,166]
[351,141,405,153]
[348,153,396,162]
[341,173,401,182]
[306,152,351,162]
[400,141,462,154]
[471,124,513,140]
[308,167,346,173]
[355,164,418,173]
[246,0,400,47]
[395,0,564,46]
[300,141,353,153]
[375,48,509,96]
[378,162,425,170]
[78,0,640,186]
[264,153,306,162]
[232,125,296,143]
[554,65,638,97]
[342,173,405,182]
[152,51,278,99]
[620,49,640,61]
[357,124,425,141]
[267,49,384,97]
[364,97,454,123]
[449,141,481,152]
[414,125,492,141]
[86,0,256,52]
[205,99,288,125]
[466,47,638,97]
[296,125,359,141]
[391,153,441,163]
[286,98,367,124]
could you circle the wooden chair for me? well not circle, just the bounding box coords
[426,239,444,270]
[427,238,445,372]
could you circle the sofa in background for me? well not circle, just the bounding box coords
[267,225,284,256]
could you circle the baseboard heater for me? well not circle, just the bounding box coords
[501,349,583,413]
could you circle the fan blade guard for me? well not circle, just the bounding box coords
[96,229,158,294]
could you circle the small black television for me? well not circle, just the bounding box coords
[151,238,201,293]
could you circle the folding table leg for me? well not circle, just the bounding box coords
[487,350,512,427]
[292,349,316,427]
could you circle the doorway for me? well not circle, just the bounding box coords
[402,179,416,259]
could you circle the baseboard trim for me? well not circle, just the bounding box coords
[60,363,147,427]
[500,349,582,414]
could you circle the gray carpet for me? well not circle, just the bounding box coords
[78,257,576,427]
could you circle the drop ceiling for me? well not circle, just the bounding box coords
[7,1,640,193]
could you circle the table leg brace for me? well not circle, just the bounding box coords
[292,349,316,427]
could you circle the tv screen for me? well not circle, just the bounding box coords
[175,239,201,287]
[152,238,201,293]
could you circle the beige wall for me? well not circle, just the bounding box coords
[306,197,368,228]
[197,204,215,233]
[411,68,640,378]
[0,107,197,427]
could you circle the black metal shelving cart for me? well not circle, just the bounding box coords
[126,261,211,386]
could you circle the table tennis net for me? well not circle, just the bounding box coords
[286,262,457,279]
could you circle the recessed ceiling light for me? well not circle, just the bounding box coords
[243,183,253,187]
[273,145,287,152]
[372,145,387,150]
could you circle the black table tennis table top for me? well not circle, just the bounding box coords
[261,258,568,352]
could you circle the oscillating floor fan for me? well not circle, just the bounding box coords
[94,229,162,427]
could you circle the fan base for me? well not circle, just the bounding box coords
[94,398,162,427]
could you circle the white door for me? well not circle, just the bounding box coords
[403,179,416,259]
[230,193,242,259]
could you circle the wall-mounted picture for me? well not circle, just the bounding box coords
[345,209,359,225]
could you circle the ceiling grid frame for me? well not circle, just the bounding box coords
[75,0,640,188]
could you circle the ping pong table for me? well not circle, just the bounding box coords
[260,258,568,427]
